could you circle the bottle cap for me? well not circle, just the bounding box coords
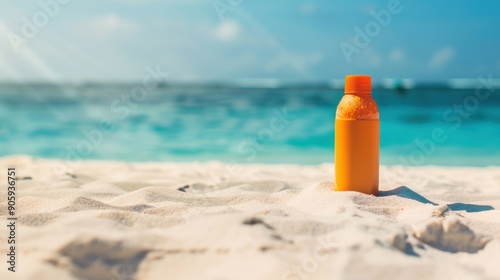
[344,75,371,94]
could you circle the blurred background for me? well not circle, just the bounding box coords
[0,0,499,165]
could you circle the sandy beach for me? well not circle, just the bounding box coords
[0,155,499,280]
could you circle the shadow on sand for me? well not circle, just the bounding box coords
[447,203,494,213]
[379,186,494,213]
[379,186,437,205]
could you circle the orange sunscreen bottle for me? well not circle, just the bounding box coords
[334,75,379,195]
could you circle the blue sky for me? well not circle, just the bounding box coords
[0,0,499,82]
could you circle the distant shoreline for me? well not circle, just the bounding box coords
[0,79,499,90]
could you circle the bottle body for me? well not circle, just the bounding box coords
[334,76,379,195]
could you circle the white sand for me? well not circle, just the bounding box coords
[0,156,499,280]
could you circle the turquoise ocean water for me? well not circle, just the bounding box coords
[1,84,499,166]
